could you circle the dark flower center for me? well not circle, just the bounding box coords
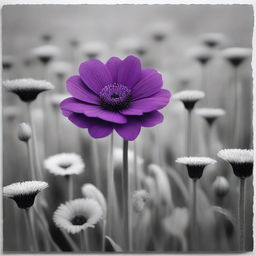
[59,163,72,169]
[100,83,131,111]
[71,215,87,226]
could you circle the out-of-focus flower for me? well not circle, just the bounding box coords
[200,33,225,48]
[3,79,54,102]
[132,190,151,213]
[3,106,19,121]
[147,22,171,42]
[53,198,103,234]
[51,94,69,109]
[195,108,226,125]
[2,55,15,70]
[217,149,253,178]
[80,41,107,59]
[173,90,205,111]
[44,153,85,176]
[32,45,60,65]
[41,34,52,43]
[162,207,189,237]
[70,39,80,48]
[49,61,73,79]
[176,157,216,180]
[3,181,48,209]
[17,122,32,142]
[222,47,251,67]
[60,55,171,140]
[213,176,229,198]
[81,183,107,218]
[189,47,213,65]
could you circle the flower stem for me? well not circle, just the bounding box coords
[102,219,106,251]
[107,133,114,236]
[61,230,79,252]
[192,179,197,250]
[25,208,39,252]
[233,67,240,147]
[133,141,139,190]
[239,178,246,251]
[122,140,132,251]
[66,175,73,200]
[26,140,36,180]
[186,110,192,156]
[92,140,101,188]
[80,231,85,251]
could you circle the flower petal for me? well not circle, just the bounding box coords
[141,111,164,127]
[66,76,100,104]
[106,57,122,82]
[117,55,141,88]
[60,97,127,124]
[141,68,157,79]
[114,118,141,141]
[68,113,92,128]
[132,71,163,100]
[121,89,171,115]
[88,121,113,139]
[79,59,112,93]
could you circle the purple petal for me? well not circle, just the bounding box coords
[66,76,100,104]
[117,55,141,88]
[114,118,141,141]
[132,71,163,100]
[79,59,112,94]
[141,111,164,127]
[106,57,122,82]
[61,97,127,124]
[121,89,171,115]
[68,113,91,128]
[141,68,157,79]
[88,121,113,138]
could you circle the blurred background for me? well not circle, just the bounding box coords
[2,4,254,252]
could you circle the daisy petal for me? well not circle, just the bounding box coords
[115,118,141,141]
[141,111,164,127]
[106,57,122,82]
[66,76,100,104]
[79,59,112,94]
[117,55,141,88]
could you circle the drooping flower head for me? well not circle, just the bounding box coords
[200,33,225,49]
[176,157,216,180]
[32,45,60,65]
[173,90,205,111]
[3,79,54,102]
[213,176,229,198]
[132,190,151,213]
[3,181,48,209]
[195,108,226,125]
[44,153,85,176]
[217,149,253,178]
[17,122,32,142]
[81,183,107,219]
[222,47,251,67]
[53,198,103,234]
[60,55,171,141]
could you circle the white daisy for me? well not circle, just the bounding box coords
[44,153,85,176]
[32,45,60,65]
[81,183,107,218]
[132,190,151,213]
[3,181,48,209]
[212,176,229,198]
[80,41,107,59]
[195,108,226,124]
[189,47,213,65]
[3,79,54,102]
[53,198,103,234]
[200,33,225,48]
[222,47,251,67]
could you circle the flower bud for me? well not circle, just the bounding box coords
[132,190,151,213]
[17,122,31,142]
[213,176,229,198]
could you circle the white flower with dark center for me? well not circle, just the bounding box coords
[176,157,216,180]
[80,41,107,59]
[189,47,213,65]
[81,183,107,218]
[3,55,15,70]
[49,61,72,79]
[173,90,205,110]
[3,181,48,209]
[200,33,225,48]
[213,176,229,198]
[44,153,85,176]
[53,198,103,234]
[51,94,69,109]
[217,149,253,178]
[3,79,54,102]
[148,22,171,42]
[222,47,251,67]
[196,108,226,125]
[32,45,60,65]
[132,190,151,213]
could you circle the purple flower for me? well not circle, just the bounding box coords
[60,55,171,141]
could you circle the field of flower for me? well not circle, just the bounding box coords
[2,4,254,252]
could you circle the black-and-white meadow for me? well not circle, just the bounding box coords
[1,4,254,253]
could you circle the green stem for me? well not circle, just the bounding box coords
[239,178,246,251]
[25,209,39,251]
[192,179,197,250]
[122,140,132,251]
[186,110,192,156]
[26,140,36,180]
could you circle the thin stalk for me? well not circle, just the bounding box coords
[107,133,114,236]
[133,141,139,190]
[122,140,132,251]
[26,102,42,180]
[66,175,73,200]
[201,65,208,105]
[80,231,85,251]
[186,110,192,156]
[55,108,61,153]
[180,234,188,252]
[206,123,214,157]
[102,219,106,251]
[92,140,101,188]
[192,179,197,250]
[239,178,246,251]
[84,229,89,251]
[26,140,36,180]
[33,206,61,251]
[25,209,39,252]
[233,67,240,147]
[61,230,79,252]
